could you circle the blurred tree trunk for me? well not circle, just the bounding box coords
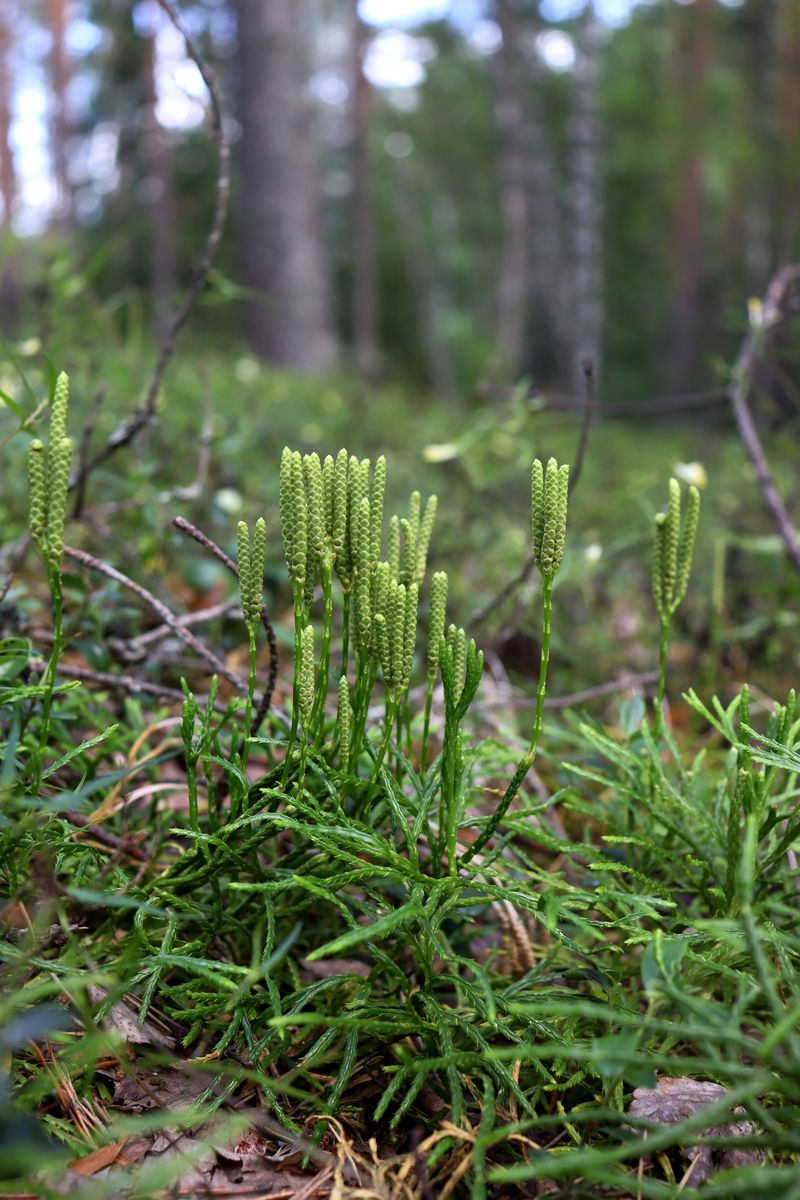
[350,1,378,379]
[493,0,529,379]
[391,157,458,406]
[0,0,14,230]
[569,2,603,397]
[141,24,177,332]
[0,0,17,321]
[667,0,712,390]
[777,0,800,261]
[233,0,336,369]
[48,0,73,227]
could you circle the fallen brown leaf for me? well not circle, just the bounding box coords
[628,1075,764,1185]
[71,1139,127,1177]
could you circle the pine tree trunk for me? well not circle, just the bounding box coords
[569,2,603,397]
[350,0,378,379]
[233,0,336,369]
[141,25,177,333]
[0,0,15,231]
[48,0,73,227]
[667,0,712,390]
[493,0,529,379]
[391,157,458,406]
[777,0,800,261]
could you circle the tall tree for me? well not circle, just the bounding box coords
[569,1,604,396]
[777,0,800,261]
[141,17,177,330]
[48,0,73,227]
[232,0,336,369]
[0,0,15,231]
[667,0,712,390]
[350,1,378,379]
[493,0,529,379]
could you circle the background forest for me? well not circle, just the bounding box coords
[1,0,798,400]
[4,1,800,1198]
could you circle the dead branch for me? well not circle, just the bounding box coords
[63,545,247,695]
[71,0,230,488]
[727,263,800,572]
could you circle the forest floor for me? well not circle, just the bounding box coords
[3,342,800,1198]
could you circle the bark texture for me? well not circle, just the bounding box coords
[569,2,603,396]
[233,0,336,369]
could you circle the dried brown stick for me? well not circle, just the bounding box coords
[728,264,800,572]
[63,545,247,694]
[48,663,186,703]
[72,0,230,487]
[172,516,278,726]
[130,599,239,651]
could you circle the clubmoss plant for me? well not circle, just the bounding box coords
[421,570,448,774]
[236,516,266,778]
[27,371,73,789]
[463,456,569,864]
[652,477,700,733]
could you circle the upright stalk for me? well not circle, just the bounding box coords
[655,615,670,737]
[311,569,333,739]
[232,630,257,821]
[462,576,553,866]
[33,571,63,792]
[463,456,569,867]
[420,681,434,778]
[281,589,305,786]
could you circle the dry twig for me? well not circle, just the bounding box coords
[63,545,247,694]
[727,263,800,571]
[71,0,230,488]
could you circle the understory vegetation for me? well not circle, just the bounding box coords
[2,346,800,1199]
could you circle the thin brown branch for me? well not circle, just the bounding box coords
[51,663,185,703]
[172,516,278,726]
[727,264,800,572]
[72,0,230,487]
[129,599,239,652]
[63,545,247,694]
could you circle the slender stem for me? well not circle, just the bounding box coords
[420,679,434,779]
[33,569,63,792]
[529,576,553,756]
[232,631,257,821]
[281,588,304,787]
[367,696,397,797]
[349,657,376,765]
[311,569,333,742]
[655,615,670,737]
[186,751,199,836]
[341,589,351,680]
[461,575,554,866]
